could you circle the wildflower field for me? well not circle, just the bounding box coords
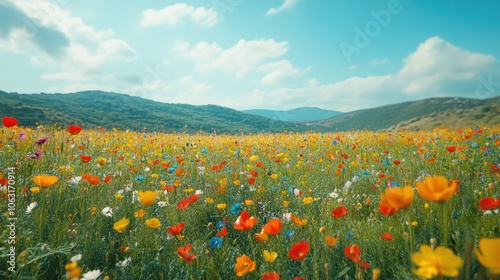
[1,117,500,279]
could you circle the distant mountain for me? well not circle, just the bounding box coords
[0,91,313,133]
[312,97,496,131]
[242,107,342,122]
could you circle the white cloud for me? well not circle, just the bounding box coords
[192,82,214,94]
[4,0,137,82]
[229,36,498,111]
[258,60,306,86]
[267,0,299,15]
[179,75,193,85]
[174,39,293,78]
[397,36,495,95]
[140,4,219,28]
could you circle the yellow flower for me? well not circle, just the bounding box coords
[113,217,130,233]
[270,174,279,180]
[249,155,259,162]
[97,157,107,165]
[151,173,159,179]
[283,201,290,207]
[183,188,194,193]
[412,245,463,278]
[372,268,381,280]
[145,218,161,229]
[234,254,256,277]
[137,190,158,206]
[30,187,40,194]
[244,199,253,206]
[380,185,414,210]
[217,203,227,209]
[474,238,500,275]
[33,175,59,188]
[302,197,314,204]
[263,250,278,263]
[115,193,124,200]
[134,209,146,218]
[416,176,458,202]
[205,197,214,203]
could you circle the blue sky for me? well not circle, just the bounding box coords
[1,0,499,112]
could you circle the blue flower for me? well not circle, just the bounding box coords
[285,230,295,238]
[345,230,355,241]
[134,176,146,182]
[230,203,242,215]
[209,237,223,249]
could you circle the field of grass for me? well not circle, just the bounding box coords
[1,121,500,279]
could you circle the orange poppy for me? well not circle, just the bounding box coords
[83,174,100,186]
[234,210,258,231]
[67,125,82,135]
[416,176,458,202]
[33,175,59,188]
[177,198,190,210]
[344,244,361,263]
[324,235,339,247]
[380,186,414,210]
[235,254,256,277]
[254,229,269,243]
[332,206,348,219]
[177,244,196,263]
[291,214,307,226]
[167,222,185,236]
[288,241,310,261]
[262,218,282,235]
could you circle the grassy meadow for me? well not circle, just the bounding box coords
[1,122,500,279]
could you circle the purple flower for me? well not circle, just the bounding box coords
[35,136,49,146]
[35,150,43,159]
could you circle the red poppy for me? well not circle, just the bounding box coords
[248,177,256,184]
[344,244,361,263]
[288,241,310,261]
[234,210,258,231]
[177,244,196,262]
[446,146,456,153]
[0,177,8,186]
[380,232,393,241]
[360,260,370,271]
[293,277,306,280]
[479,197,500,211]
[67,124,82,135]
[177,198,190,210]
[332,206,348,219]
[103,174,111,183]
[216,226,228,237]
[167,222,185,236]
[379,201,398,216]
[262,272,279,280]
[187,194,200,203]
[2,116,18,127]
[393,160,401,165]
[80,155,91,163]
[262,218,282,235]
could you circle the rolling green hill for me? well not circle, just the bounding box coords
[242,107,342,122]
[386,96,500,131]
[0,91,311,133]
[312,97,496,131]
